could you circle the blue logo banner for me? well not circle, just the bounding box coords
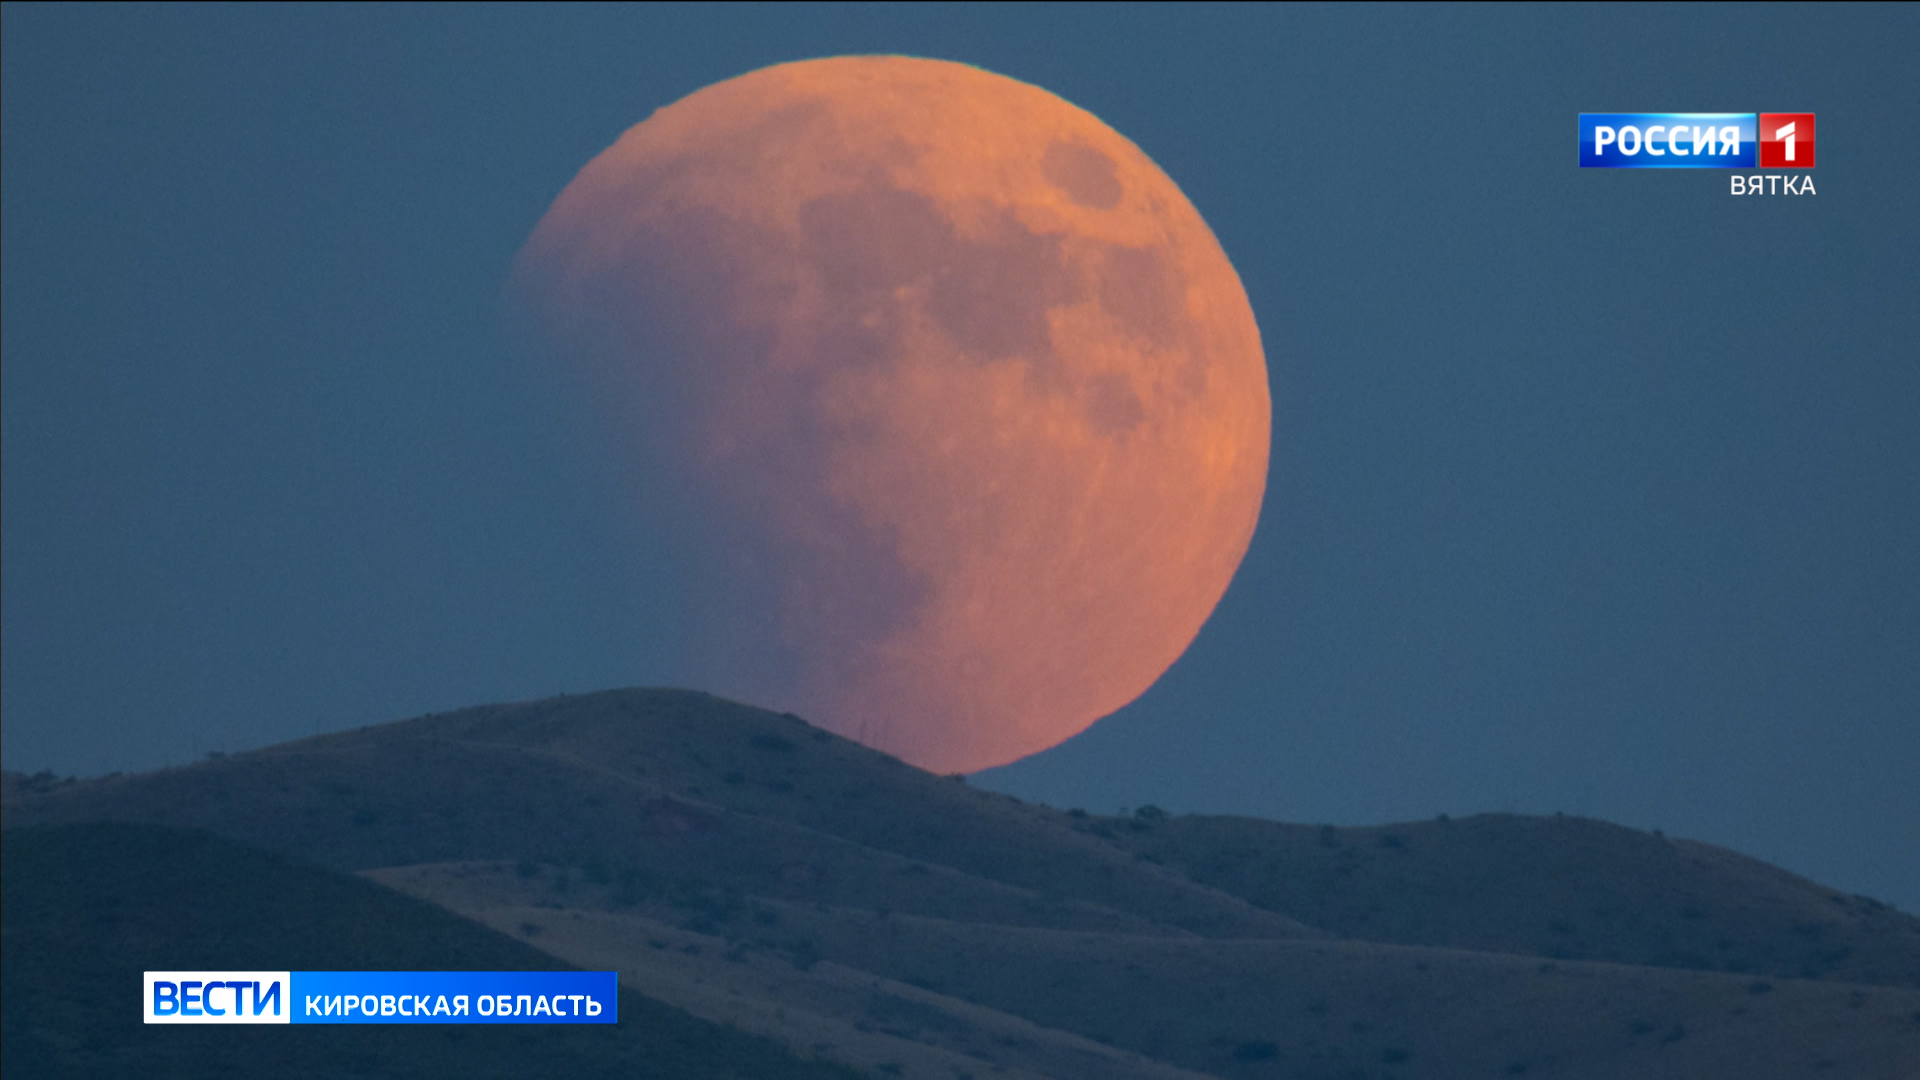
[290,971,617,1024]
[1580,113,1755,167]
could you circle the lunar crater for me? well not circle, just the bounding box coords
[1043,140,1124,209]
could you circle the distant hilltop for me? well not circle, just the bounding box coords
[8,687,1919,1079]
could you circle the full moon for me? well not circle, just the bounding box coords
[512,56,1269,774]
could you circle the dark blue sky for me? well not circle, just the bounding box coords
[5,4,1916,910]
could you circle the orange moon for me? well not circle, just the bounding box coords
[512,57,1269,774]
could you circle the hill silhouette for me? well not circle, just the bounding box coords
[1104,812,1920,987]
[7,688,1919,1079]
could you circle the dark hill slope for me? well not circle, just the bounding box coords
[1104,812,1920,988]
[0,821,864,1080]
[10,689,1920,1079]
[379,862,1920,1080]
[2,689,1314,940]
[8,688,1917,991]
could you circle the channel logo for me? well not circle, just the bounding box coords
[145,971,618,1024]
[1580,114,1757,167]
[1758,113,1816,168]
[145,972,290,1024]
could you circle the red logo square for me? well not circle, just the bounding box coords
[1759,113,1816,168]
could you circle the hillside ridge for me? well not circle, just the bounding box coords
[8,687,1920,1079]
